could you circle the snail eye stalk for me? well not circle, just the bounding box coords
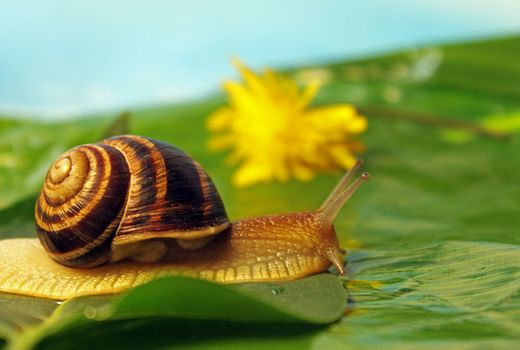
[320,161,370,228]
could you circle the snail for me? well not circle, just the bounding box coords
[0,135,369,299]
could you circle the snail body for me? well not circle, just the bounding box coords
[0,135,369,299]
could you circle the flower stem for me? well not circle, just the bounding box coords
[358,105,513,141]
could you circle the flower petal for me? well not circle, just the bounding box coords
[207,59,367,187]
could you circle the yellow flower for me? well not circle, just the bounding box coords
[207,59,367,188]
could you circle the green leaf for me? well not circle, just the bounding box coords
[100,112,131,139]
[113,275,345,323]
[0,293,59,348]
[321,241,520,349]
[10,274,345,350]
[482,110,520,133]
[0,116,123,210]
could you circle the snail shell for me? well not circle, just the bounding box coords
[35,135,230,268]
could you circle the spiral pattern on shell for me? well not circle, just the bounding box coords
[35,135,230,268]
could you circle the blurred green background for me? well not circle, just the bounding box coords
[1,1,519,349]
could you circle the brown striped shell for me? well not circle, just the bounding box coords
[35,135,230,268]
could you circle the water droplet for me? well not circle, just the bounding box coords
[84,306,97,319]
[270,284,285,295]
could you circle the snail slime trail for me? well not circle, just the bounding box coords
[0,135,370,299]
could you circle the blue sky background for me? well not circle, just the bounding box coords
[0,0,519,118]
